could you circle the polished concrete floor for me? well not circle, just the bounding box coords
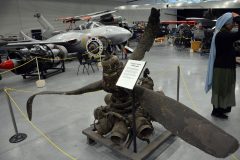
[0,44,240,160]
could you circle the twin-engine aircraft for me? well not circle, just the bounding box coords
[0,11,132,73]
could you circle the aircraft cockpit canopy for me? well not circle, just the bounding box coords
[74,21,103,30]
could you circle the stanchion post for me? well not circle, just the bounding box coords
[36,57,41,80]
[177,66,180,102]
[35,57,46,88]
[132,89,137,153]
[4,88,27,143]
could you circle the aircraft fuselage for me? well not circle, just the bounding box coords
[46,26,132,53]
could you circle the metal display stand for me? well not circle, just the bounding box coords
[132,89,137,153]
[5,90,27,143]
[177,66,180,102]
[22,60,65,79]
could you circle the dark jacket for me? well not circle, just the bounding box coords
[214,28,240,68]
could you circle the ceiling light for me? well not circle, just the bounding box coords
[176,3,183,6]
[131,5,139,8]
[118,6,126,9]
[224,1,230,5]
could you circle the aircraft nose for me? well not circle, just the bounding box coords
[121,28,132,39]
[106,26,132,44]
[116,27,132,42]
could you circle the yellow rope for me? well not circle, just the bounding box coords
[4,89,77,160]
[179,66,198,109]
[232,154,240,160]
[4,87,34,93]
[37,56,77,61]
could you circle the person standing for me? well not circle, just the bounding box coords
[205,12,240,119]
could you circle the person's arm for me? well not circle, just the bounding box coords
[221,15,240,41]
[233,16,240,31]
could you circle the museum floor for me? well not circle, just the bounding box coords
[0,44,240,160]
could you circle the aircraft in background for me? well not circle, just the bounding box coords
[0,21,132,78]
[0,10,132,76]
[33,13,63,39]
[34,10,128,39]
[186,17,216,29]
[56,10,124,29]
[7,21,132,56]
[161,20,197,26]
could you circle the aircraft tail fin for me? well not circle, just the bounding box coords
[20,31,39,42]
[34,13,55,39]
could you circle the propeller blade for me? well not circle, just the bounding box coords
[134,86,239,158]
[26,80,103,121]
[130,8,160,60]
[26,91,65,121]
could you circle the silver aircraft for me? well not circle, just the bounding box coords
[8,21,132,55]
[34,10,124,39]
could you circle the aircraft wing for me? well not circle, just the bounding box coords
[0,40,8,47]
[7,40,65,47]
[5,30,69,48]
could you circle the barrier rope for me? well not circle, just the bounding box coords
[4,88,77,160]
[4,87,34,93]
[179,66,198,109]
[232,155,240,160]
[37,56,77,61]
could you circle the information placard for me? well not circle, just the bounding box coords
[116,60,146,90]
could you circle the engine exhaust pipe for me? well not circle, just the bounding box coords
[110,120,128,145]
[136,117,153,140]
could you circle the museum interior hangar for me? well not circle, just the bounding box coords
[0,0,240,160]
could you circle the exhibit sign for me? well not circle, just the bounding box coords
[116,60,146,90]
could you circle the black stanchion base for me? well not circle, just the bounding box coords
[9,133,27,143]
